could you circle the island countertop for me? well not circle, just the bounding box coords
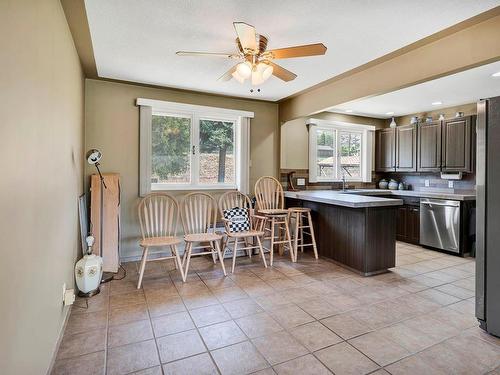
[284,190,403,208]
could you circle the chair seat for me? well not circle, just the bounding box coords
[227,230,265,238]
[140,236,182,247]
[259,208,289,216]
[184,232,222,243]
[288,207,311,213]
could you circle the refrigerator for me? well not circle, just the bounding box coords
[476,96,500,337]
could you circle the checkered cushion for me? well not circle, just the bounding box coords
[223,207,250,233]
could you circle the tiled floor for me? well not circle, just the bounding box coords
[52,242,500,375]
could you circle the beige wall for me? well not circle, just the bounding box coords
[385,103,477,127]
[0,1,85,374]
[85,80,279,260]
[281,112,385,170]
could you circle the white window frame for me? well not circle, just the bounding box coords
[138,98,253,195]
[306,118,375,183]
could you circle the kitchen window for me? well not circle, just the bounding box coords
[138,98,253,195]
[307,119,375,183]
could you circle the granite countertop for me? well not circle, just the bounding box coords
[284,190,403,208]
[343,189,476,201]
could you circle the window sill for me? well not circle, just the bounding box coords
[151,184,238,192]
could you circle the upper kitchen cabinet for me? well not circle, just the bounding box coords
[375,128,396,172]
[442,116,474,173]
[395,124,417,172]
[417,120,442,172]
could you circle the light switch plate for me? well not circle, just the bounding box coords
[297,178,306,186]
[424,180,430,187]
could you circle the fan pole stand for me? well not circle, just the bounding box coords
[78,287,101,298]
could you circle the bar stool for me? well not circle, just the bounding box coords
[288,207,318,261]
[254,176,295,265]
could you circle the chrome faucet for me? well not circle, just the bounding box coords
[341,167,352,191]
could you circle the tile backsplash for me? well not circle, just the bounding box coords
[280,169,475,193]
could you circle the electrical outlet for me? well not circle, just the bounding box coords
[448,181,454,188]
[297,178,306,186]
[62,283,66,302]
[64,289,75,306]
[424,180,430,187]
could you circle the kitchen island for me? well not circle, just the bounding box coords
[285,190,403,276]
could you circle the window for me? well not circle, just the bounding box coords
[308,119,374,183]
[138,99,253,194]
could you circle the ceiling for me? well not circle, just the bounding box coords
[327,60,500,118]
[84,0,500,101]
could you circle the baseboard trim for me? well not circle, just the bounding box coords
[45,305,72,375]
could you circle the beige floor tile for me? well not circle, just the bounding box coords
[109,303,149,326]
[51,351,105,375]
[429,306,479,330]
[142,276,176,292]
[108,319,153,348]
[252,369,277,375]
[175,280,210,296]
[349,331,411,366]
[56,328,106,360]
[182,290,220,310]
[280,287,319,303]
[289,321,342,351]
[199,320,247,350]
[241,281,275,297]
[322,293,363,313]
[107,339,160,375]
[110,290,146,309]
[72,293,108,314]
[110,278,140,295]
[236,312,283,339]
[445,332,500,370]
[378,322,437,353]
[404,315,460,343]
[212,286,248,302]
[211,340,269,375]
[253,292,290,310]
[156,329,206,363]
[131,366,163,375]
[223,298,264,318]
[268,304,315,328]
[315,342,379,375]
[252,330,308,365]
[451,276,475,291]
[203,277,237,290]
[416,288,461,306]
[162,353,218,375]
[273,354,332,375]
[320,313,372,340]
[296,298,339,320]
[436,283,475,299]
[144,286,179,301]
[151,311,194,337]
[385,354,447,375]
[65,309,107,335]
[147,295,186,317]
[190,304,231,327]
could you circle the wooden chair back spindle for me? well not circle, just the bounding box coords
[138,193,179,240]
[181,192,218,235]
[254,176,284,211]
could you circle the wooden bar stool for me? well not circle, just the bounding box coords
[254,176,295,265]
[288,207,318,261]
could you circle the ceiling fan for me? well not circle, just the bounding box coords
[176,22,327,86]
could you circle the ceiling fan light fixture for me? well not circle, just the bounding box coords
[251,69,265,86]
[257,62,273,81]
[231,70,245,83]
[236,61,252,79]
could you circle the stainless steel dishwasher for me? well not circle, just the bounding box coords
[420,198,461,253]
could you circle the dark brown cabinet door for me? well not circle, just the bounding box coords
[406,206,420,244]
[396,206,407,242]
[442,116,473,172]
[375,128,395,172]
[396,124,417,172]
[417,121,442,172]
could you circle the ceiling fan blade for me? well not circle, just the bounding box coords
[217,64,238,81]
[267,43,327,59]
[268,62,297,82]
[233,22,257,52]
[176,51,237,58]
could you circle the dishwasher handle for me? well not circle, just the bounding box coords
[420,199,460,208]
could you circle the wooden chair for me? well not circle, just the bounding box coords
[288,207,318,261]
[219,191,268,273]
[254,176,295,265]
[181,192,227,279]
[137,193,185,288]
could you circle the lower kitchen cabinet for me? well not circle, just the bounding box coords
[396,198,420,245]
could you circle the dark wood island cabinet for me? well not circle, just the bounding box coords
[285,191,403,276]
